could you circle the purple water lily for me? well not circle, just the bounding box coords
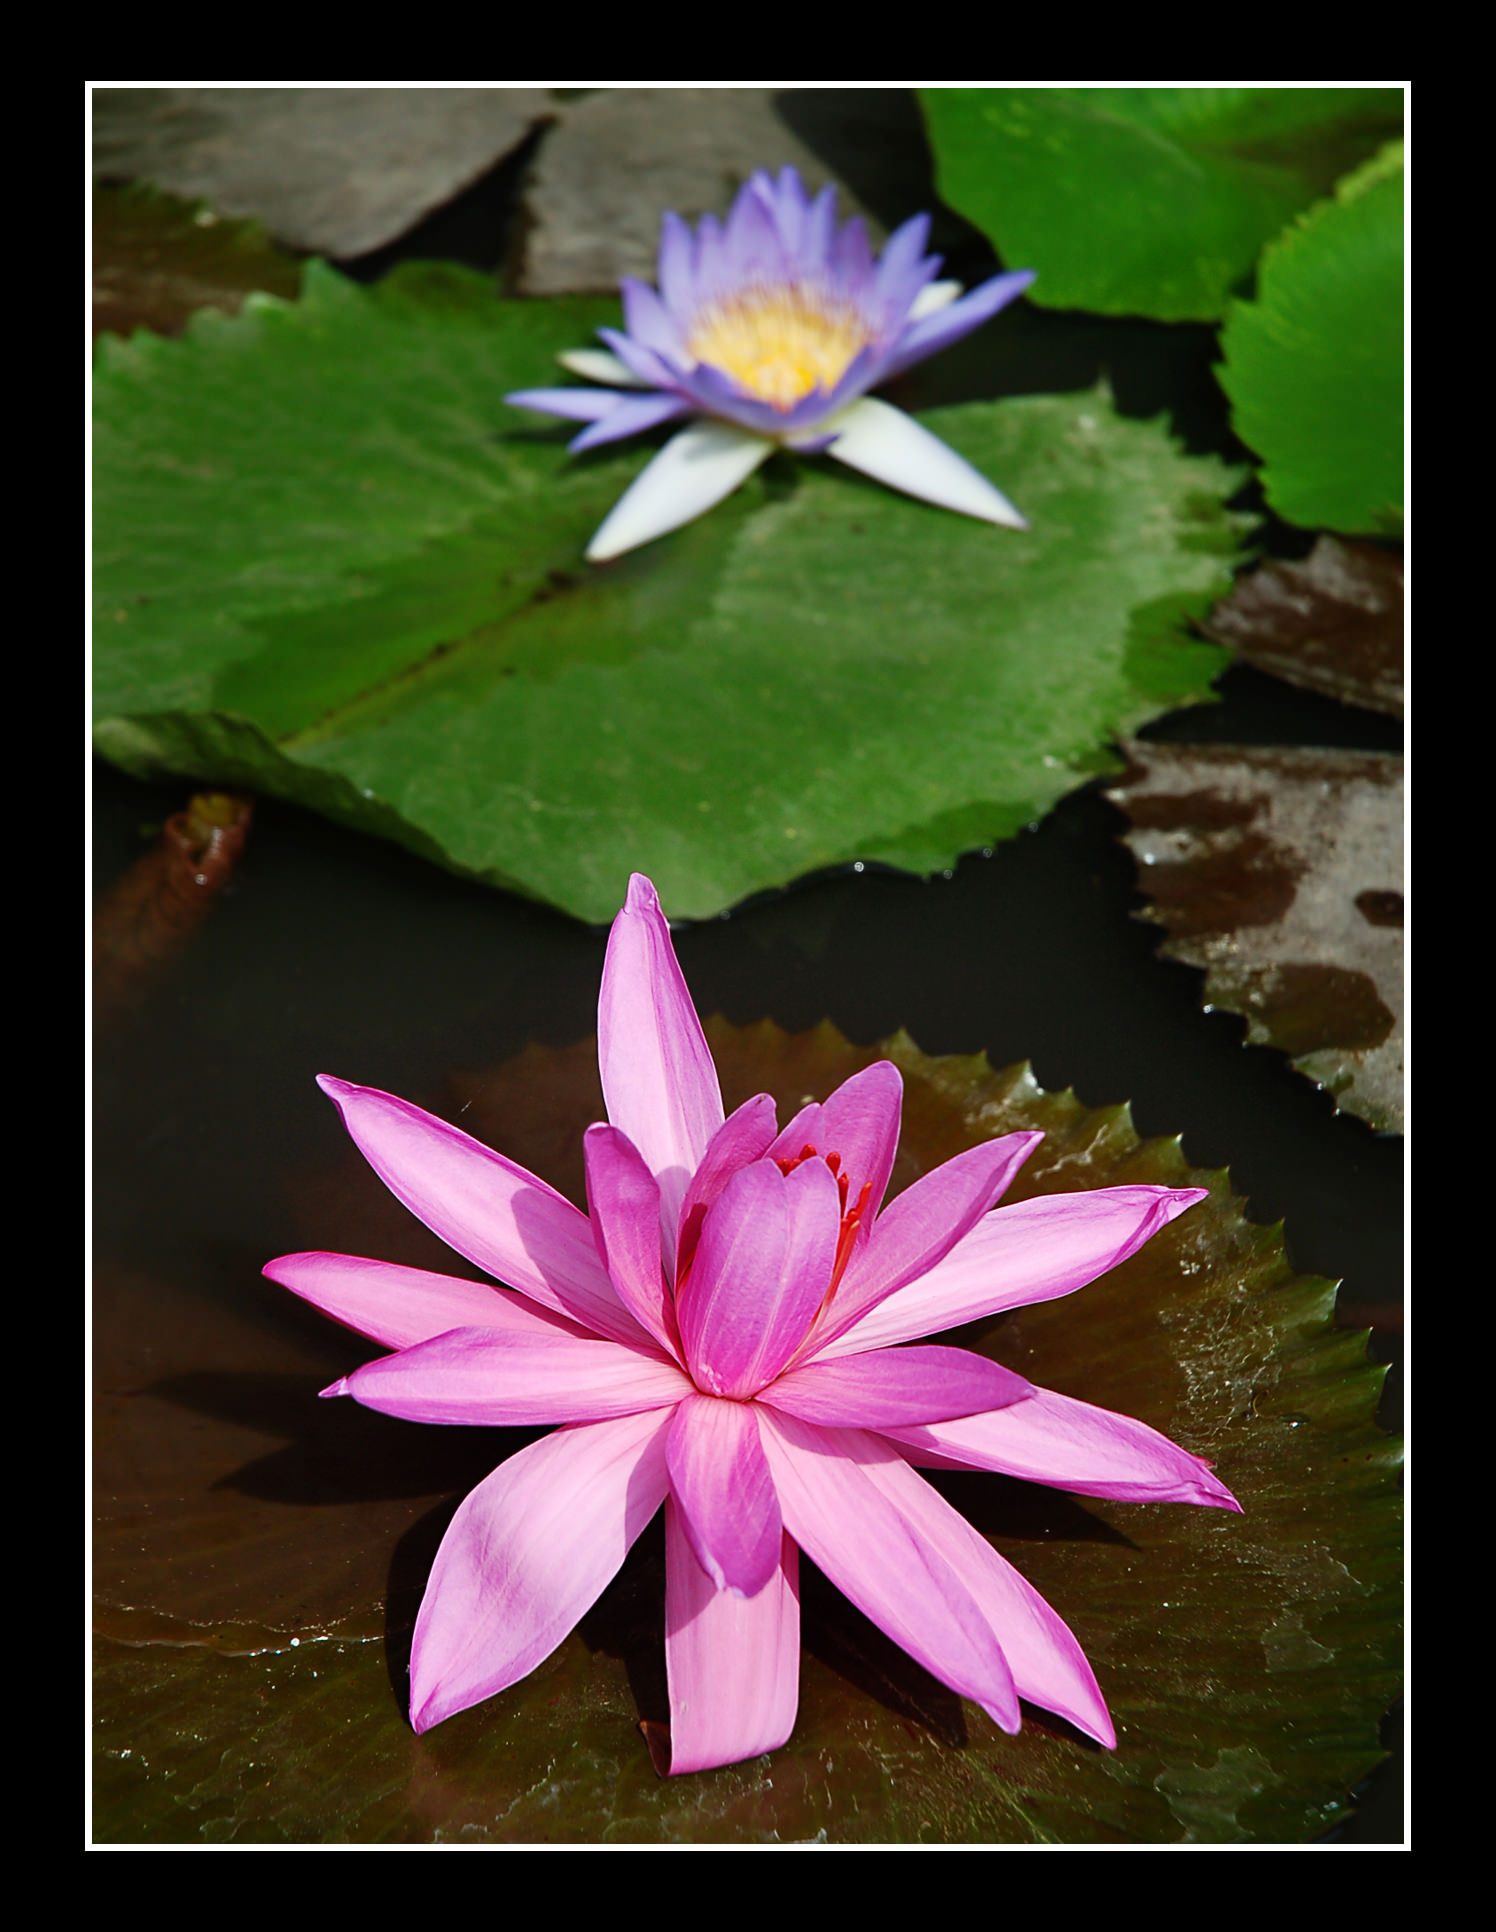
[505,167,1037,560]
[266,874,1238,1774]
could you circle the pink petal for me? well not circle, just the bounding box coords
[674,1092,779,1282]
[680,1158,839,1398]
[760,1345,1033,1430]
[816,1059,904,1243]
[766,1099,823,1164]
[814,1132,1043,1351]
[316,1076,647,1348]
[597,875,724,1238]
[583,1124,680,1358]
[818,1184,1209,1358]
[886,1385,1241,1510]
[408,1409,672,1733]
[854,1445,1114,1747]
[326,1325,691,1426]
[757,1409,1020,1733]
[664,1500,800,1775]
[262,1251,593,1351]
[665,1394,782,1597]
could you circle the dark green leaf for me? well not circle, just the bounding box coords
[919,88,1402,322]
[1220,144,1404,534]
[93,262,1243,922]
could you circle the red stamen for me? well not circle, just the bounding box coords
[829,1180,872,1297]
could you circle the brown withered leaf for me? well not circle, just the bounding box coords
[92,88,554,260]
[92,792,254,1022]
[1200,538,1403,717]
[92,184,302,340]
[516,89,881,295]
[1109,744,1402,1133]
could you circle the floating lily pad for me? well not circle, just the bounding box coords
[1200,538,1403,717]
[1220,145,1404,535]
[92,87,555,260]
[93,261,1242,923]
[94,1021,1399,1843]
[919,88,1403,322]
[1108,744,1403,1132]
[92,183,302,341]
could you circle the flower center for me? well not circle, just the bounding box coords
[685,286,868,411]
[774,1145,871,1298]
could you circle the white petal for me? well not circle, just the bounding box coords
[558,347,648,388]
[586,422,774,562]
[906,279,963,322]
[824,396,1027,530]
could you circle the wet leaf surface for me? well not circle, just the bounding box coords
[1220,145,1404,535]
[92,183,303,340]
[92,88,555,260]
[92,261,1241,923]
[1108,745,1403,1133]
[919,88,1403,322]
[1200,538,1403,718]
[95,1022,1399,1843]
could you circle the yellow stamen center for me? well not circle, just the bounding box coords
[685,286,868,412]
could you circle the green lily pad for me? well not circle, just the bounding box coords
[93,261,1242,923]
[94,1022,1400,1843]
[1220,145,1404,535]
[919,88,1402,322]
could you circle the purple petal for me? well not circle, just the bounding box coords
[583,1124,679,1357]
[832,213,874,294]
[854,1435,1114,1746]
[879,268,1036,381]
[824,396,1027,529]
[328,1323,691,1426]
[657,209,697,313]
[263,1250,593,1351]
[620,276,689,362]
[674,1092,779,1281]
[870,211,935,325]
[798,183,839,277]
[409,1409,672,1732]
[665,1499,800,1774]
[761,1345,1033,1430]
[816,1131,1043,1350]
[666,1395,782,1597]
[597,873,724,1237]
[314,1077,645,1347]
[758,1410,1020,1733]
[584,419,774,561]
[820,1184,1210,1358]
[816,1059,903,1239]
[680,1158,839,1398]
[596,326,681,391]
[505,386,635,423]
[886,1385,1241,1510]
[568,392,690,452]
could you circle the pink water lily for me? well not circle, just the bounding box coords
[265,874,1238,1773]
[505,166,1036,560]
